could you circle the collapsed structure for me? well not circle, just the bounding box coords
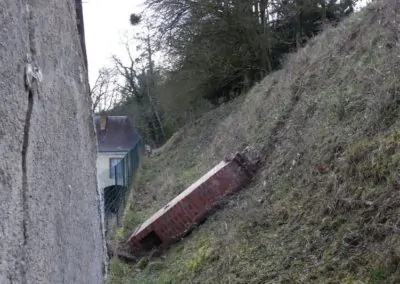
[126,152,258,253]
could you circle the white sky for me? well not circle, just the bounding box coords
[82,0,370,88]
[82,0,145,87]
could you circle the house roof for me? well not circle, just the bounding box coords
[94,116,140,152]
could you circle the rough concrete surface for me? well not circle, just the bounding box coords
[0,1,106,283]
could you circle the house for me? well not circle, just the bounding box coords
[94,115,140,198]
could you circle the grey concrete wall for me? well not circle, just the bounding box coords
[0,1,106,283]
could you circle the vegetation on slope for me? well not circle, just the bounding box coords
[109,1,400,283]
[94,1,358,147]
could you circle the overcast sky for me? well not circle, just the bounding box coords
[82,0,145,86]
[82,0,370,87]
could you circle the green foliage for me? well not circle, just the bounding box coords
[114,227,124,241]
[379,86,400,128]
[183,245,216,274]
[108,259,127,283]
[146,0,358,105]
[344,129,400,187]
[136,257,149,270]
[110,0,359,141]
[369,266,390,283]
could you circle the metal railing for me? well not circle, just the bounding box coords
[104,138,143,232]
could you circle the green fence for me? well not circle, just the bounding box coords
[104,138,143,228]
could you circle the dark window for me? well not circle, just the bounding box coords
[109,158,122,179]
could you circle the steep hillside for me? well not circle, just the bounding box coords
[109,1,400,283]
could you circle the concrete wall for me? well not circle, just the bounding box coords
[0,1,106,283]
[97,152,127,190]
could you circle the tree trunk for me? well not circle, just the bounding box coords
[296,0,304,50]
[320,0,327,28]
[259,0,268,28]
[254,0,260,23]
[145,34,166,144]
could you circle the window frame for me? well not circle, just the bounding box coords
[109,157,122,179]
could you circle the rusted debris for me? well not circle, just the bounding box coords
[125,150,259,254]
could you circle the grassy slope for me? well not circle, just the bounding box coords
[109,1,400,283]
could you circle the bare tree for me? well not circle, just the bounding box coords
[112,35,166,145]
[112,41,138,101]
[90,67,119,113]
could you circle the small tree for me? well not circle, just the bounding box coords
[129,13,166,145]
[111,25,167,146]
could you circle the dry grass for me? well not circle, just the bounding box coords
[108,1,400,283]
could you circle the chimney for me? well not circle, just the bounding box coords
[100,115,108,131]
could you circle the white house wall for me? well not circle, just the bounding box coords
[97,152,127,190]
